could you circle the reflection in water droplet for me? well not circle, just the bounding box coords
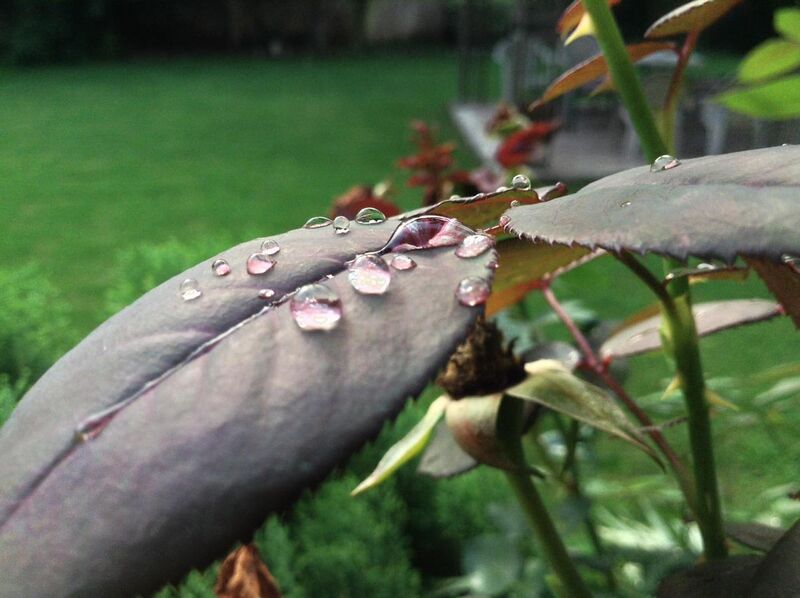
[455,234,494,258]
[180,278,202,301]
[333,215,351,235]
[355,207,387,225]
[258,288,275,300]
[261,239,281,255]
[381,215,473,253]
[664,262,726,283]
[650,155,681,172]
[510,200,521,208]
[348,255,391,295]
[455,277,490,307]
[304,216,333,229]
[620,201,632,208]
[212,258,231,277]
[512,174,532,190]
[290,284,342,331]
[783,255,799,266]
[390,254,417,271]
[247,253,276,275]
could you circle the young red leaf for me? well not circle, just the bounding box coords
[495,121,561,167]
[0,217,496,596]
[645,0,742,39]
[557,0,621,38]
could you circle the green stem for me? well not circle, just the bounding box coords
[580,0,727,559]
[504,470,592,598]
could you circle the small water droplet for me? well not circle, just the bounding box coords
[290,284,342,331]
[783,254,799,266]
[212,258,231,277]
[487,260,499,270]
[355,207,387,225]
[348,255,391,295]
[510,200,521,208]
[261,239,280,255]
[180,278,202,301]
[390,254,417,271]
[499,214,510,227]
[650,155,681,172]
[620,201,632,208]
[333,215,351,235]
[455,277,490,306]
[258,288,275,300]
[304,216,333,229]
[247,253,276,275]
[455,234,494,258]
[512,174,532,190]
[381,215,473,253]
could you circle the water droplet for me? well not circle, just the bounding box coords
[510,200,521,208]
[455,277,490,307]
[247,253,276,275]
[348,255,391,295]
[290,284,342,331]
[650,155,681,172]
[381,215,473,253]
[212,258,231,277]
[304,216,333,229]
[258,288,275,300]
[333,215,351,235]
[783,254,799,266]
[499,214,510,227]
[512,174,531,190]
[180,278,202,301]
[390,254,417,271]
[261,239,280,255]
[355,207,386,225]
[620,201,632,208]
[487,260,499,270]
[455,234,494,258]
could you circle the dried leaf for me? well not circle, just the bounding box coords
[746,258,800,327]
[215,544,282,598]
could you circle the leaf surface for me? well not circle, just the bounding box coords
[737,39,800,84]
[747,519,800,595]
[725,521,784,552]
[645,0,742,38]
[417,419,478,478]
[505,146,800,264]
[656,555,762,597]
[0,218,496,596]
[718,75,800,120]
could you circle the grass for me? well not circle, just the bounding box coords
[1,50,798,580]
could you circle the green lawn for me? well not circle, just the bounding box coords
[1,51,798,581]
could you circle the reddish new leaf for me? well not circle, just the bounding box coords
[746,258,800,327]
[645,0,742,39]
[557,0,621,38]
[496,121,561,167]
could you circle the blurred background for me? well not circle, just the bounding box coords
[1,1,799,596]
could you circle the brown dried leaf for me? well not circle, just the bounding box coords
[747,258,800,327]
[215,544,282,598]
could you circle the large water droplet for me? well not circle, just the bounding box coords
[258,288,275,300]
[455,234,494,258]
[304,216,333,229]
[355,207,387,225]
[650,155,681,172]
[212,258,231,277]
[390,254,417,271]
[333,215,351,235]
[261,239,280,255]
[247,253,276,275]
[180,278,202,301]
[512,174,531,190]
[455,277,490,306]
[290,284,342,331]
[620,201,632,208]
[381,215,473,253]
[348,254,391,295]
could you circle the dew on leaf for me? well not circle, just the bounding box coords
[381,215,473,253]
[510,199,521,208]
[246,253,276,275]
[455,277,490,306]
[512,174,532,190]
[348,254,391,295]
[620,201,632,208]
[260,239,280,255]
[355,207,387,225]
[333,215,351,235]
[290,283,342,331]
[179,278,202,301]
[455,234,494,258]
[390,254,417,271]
[650,155,681,172]
[258,288,276,300]
[212,258,231,277]
[303,216,333,229]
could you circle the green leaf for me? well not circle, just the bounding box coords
[352,396,448,495]
[738,39,800,83]
[776,8,800,44]
[506,360,661,465]
[718,75,800,119]
[725,521,784,552]
[645,0,742,38]
[505,146,800,264]
[599,299,783,360]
